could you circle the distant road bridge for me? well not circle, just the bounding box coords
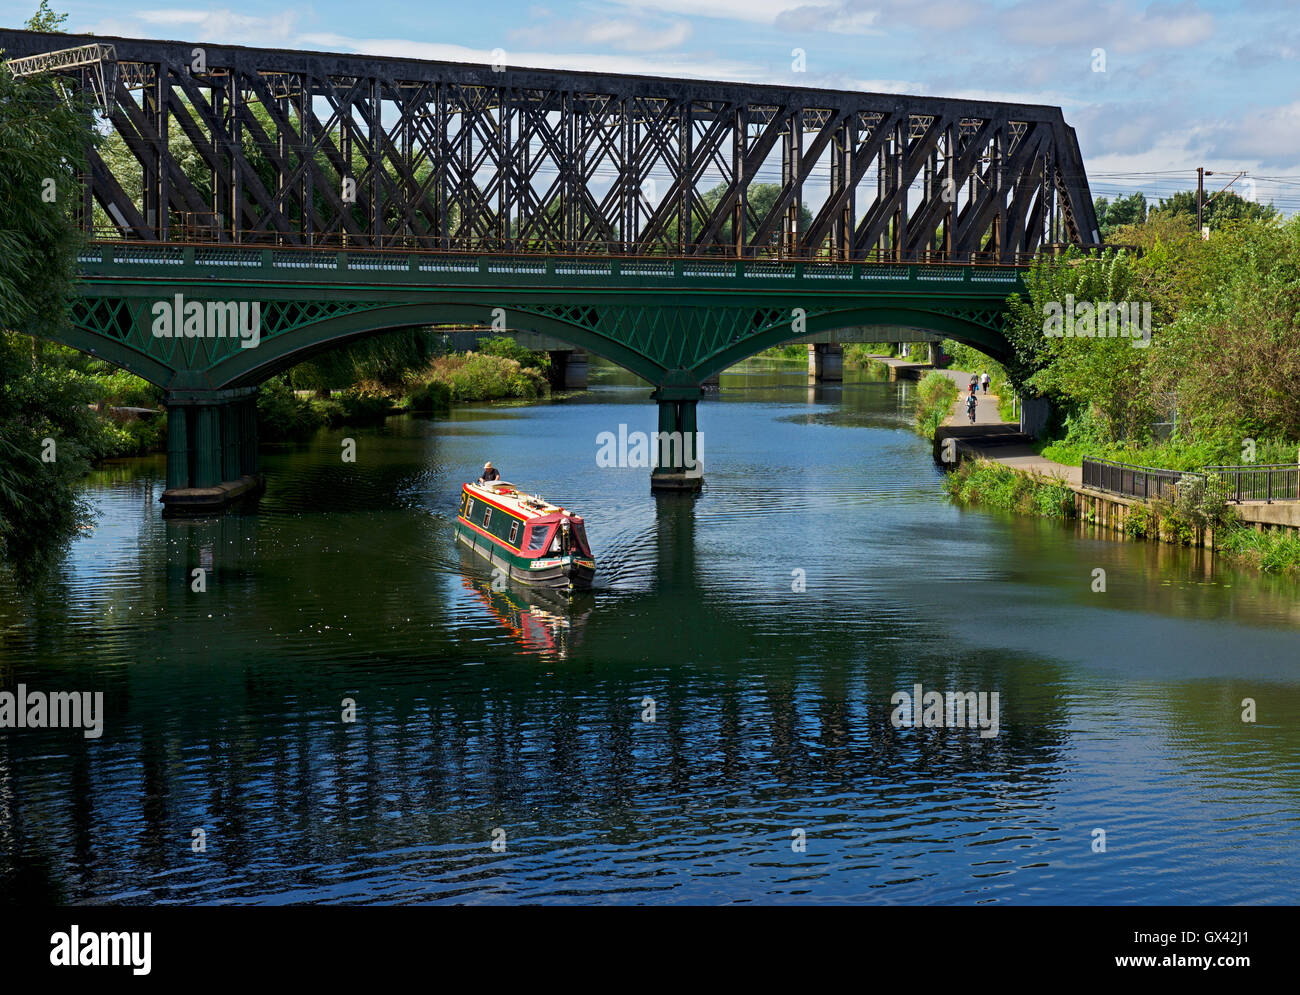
[0,29,1098,503]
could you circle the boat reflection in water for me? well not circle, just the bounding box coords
[458,547,593,659]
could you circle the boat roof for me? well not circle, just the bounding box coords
[464,480,582,522]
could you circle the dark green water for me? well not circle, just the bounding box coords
[2,360,1298,905]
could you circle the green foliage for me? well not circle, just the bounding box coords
[475,335,551,372]
[334,389,394,425]
[914,371,958,440]
[0,66,89,338]
[1095,192,1148,239]
[1144,218,1300,443]
[428,353,548,402]
[1004,247,1153,439]
[1216,525,1300,575]
[0,337,102,582]
[755,343,808,360]
[1036,412,1296,471]
[1149,189,1279,230]
[843,343,898,371]
[1124,503,1156,539]
[0,54,100,580]
[405,379,452,412]
[285,328,443,393]
[256,377,322,441]
[26,0,68,31]
[1153,500,1199,546]
[94,414,167,459]
[943,459,1076,520]
[90,368,163,408]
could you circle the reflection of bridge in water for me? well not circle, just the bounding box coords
[0,492,1075,904]
[2,29,1098,504]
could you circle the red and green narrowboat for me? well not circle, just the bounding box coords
[455,480,596,592]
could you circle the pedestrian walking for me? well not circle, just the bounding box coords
[981,372,990,393]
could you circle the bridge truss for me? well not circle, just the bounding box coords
[1,29,1099,263]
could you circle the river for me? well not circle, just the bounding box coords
[1,359,1297,905]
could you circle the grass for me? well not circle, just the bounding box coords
[943,458,1077,520]
[914,370,959,440]
[1213,524,1300,575]
[1038,435,1298,471]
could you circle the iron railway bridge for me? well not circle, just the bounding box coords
[0,29,1099,502]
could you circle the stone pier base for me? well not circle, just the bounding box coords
[808,342,843,382]
[548,349,589,389]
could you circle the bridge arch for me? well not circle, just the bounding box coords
[694,304,1011,380]
[207,304,668,390]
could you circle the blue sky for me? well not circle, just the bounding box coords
[4,0,1299,213]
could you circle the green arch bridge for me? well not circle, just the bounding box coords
[74,242,1030,502]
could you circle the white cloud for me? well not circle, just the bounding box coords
[584,19,694,52]
[1202,101,1300,167]
[600,0,836,26]
[295,33,762,81]
[511,17,695,53]
[1000,0,1214,54]
[110,8,300,43]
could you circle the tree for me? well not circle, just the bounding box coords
[1003,248,1155,440]
[25,0,67,31]
[1095,192,1147,240]
[0,50,106,581]
[1149,189,1279,230]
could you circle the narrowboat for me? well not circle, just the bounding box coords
[455,480,596,591]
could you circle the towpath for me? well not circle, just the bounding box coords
[933,367,1082,486]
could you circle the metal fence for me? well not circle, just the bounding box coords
[1205,464,1300,503]
[1082,457,1205,500]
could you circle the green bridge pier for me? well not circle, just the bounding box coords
[162,388,264,513]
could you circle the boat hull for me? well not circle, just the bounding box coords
[455,521,595,591]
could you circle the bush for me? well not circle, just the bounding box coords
[476,335,552,372]
[1217,526,1300,574]
[257,377,325,441]
[95,414,167,459]
[756,343,808,360]
[1124,503,1156,539]
[91,368,163,408]
[405,379,452,412]
[421,352,549,402]
[336,389,393,425]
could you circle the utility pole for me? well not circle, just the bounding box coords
[1196,166,1204,232]
[1196,168,1246,237]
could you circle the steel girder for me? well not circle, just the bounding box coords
[0,28,1099,262]
[68,244,1024,389]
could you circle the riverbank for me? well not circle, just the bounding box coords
[927,369,1300,575]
